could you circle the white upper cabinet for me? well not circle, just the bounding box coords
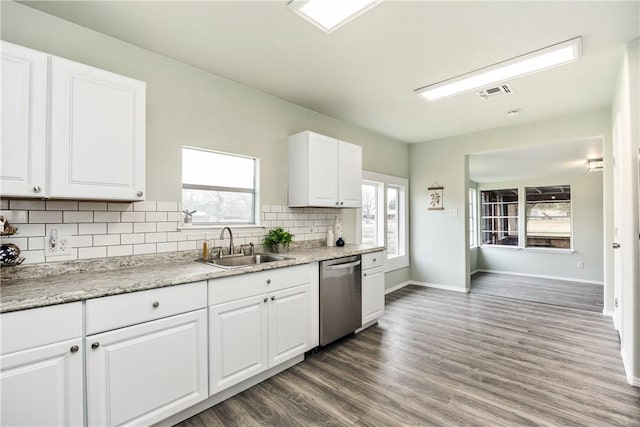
[0,42,146,201]
[288,131,362,208]
[49,57,146,200]
[0,41,48,197]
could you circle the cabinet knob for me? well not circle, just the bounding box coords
[335,202,339,205]
[33,186,41,193]
[137,191,143,197]
[152,301,160,308]
[613,243,621,249]
[340,201,344,205]
[364,273,367,277]
[91,342,100,349]
[266,279,271,284]
[373,258,376,262]
[263,298,268,303]
[271,296,275,301]
[70,345,79,353]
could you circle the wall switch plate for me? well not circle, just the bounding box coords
[47,229,72,256]
[448,208,458,217]
[577,261,584,269]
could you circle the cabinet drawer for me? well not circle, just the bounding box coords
[362,251,385,270]
[86,281,207,335]
[209,264,311,305]
[1,302,82,355]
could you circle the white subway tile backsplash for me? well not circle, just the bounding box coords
[70,235,93,248]
[1,210,28,223]
[121,233,145,245]
[133,201,157,212]
[0,199,8,209]
[23,250,46,264]
[167,212,182,222]
[45,248,78,263]
[78,246,107,260]
[156,242,177,253]
[108,223,133,234]
[178,240,196,251]
[12,223,45,237]
[107,202,133,212]
[64,211,93,223]
[1,237,28,250]
[133,243,156,255]
[30,211,62,224]
[108,245,133,257]
[264,213,277,220]
[156,201,177,212]
[28,237,44,250]
[146,211,167,222]
[166,231,185,242]
[79,223,106,235]
[10,200,45,210]
[271,205,282,213]
[145,232,167,243]
[46,201,78,211]
[94,234,120,246]
[94,211,121,223]
[121,211,146,222]
[134,222,156,233]
[156,222,178,232]
[46,223,78,236]
[79,202,107,211]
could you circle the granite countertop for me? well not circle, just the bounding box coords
[0,244,384,313]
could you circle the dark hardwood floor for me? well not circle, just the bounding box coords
[471,271,604,312]
[177,285,639,426]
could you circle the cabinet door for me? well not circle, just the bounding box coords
[338,140,362,208]
[0,41,47,197]
[209,294,268,395]
[86,309,207,427]
[362,266,385,324]
[308,133,339,207]
[49,57,145,200]
[268,284,311,367]
[0,338,83,427]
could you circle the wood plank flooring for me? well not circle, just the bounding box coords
[471,272,604,312]
[176,285,639,426]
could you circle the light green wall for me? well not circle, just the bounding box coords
[1,1,411,287]
[476,171,604,283]
[410,109,612,295]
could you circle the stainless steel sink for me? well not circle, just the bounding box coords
[205,253,288,268]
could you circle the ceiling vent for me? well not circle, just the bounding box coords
[477,83,513,99]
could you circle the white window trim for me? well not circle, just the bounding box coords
[469,188,478,248]
[181,146,261,227]
[356,171,409,272]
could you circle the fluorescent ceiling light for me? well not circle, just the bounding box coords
[415,37,582,101]
[289,0,381,33]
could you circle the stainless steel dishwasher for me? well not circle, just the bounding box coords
[320,255,362,346]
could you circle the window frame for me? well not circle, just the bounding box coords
[357,171,409,272]
[181,146,261,228]
[525,185,573,249]
[480,188,520,247]
[469,188,478,248]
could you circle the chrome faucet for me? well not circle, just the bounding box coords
[219,227,234,256]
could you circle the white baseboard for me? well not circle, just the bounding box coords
[476,269,604,286]
[621,348,640,387]
[411,281,469,293]
[470,269,480,276]
[385,281,412,294]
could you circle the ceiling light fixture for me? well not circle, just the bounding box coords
[588,158,604,172]
[415,37,582,102]
[288,0,381,33]
[506,109,522,117]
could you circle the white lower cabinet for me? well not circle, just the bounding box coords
[0,302,84,427]
[362,251,386,325]
[86,309,208,427]
[209,277,312,395]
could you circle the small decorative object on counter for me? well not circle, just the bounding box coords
[0,216,18,236]
[336,237,345,247]
[332,216,343,240]
[0,243,25,267]
[263,227,293,254]
[182,210,196,227]
[326,229,334,247]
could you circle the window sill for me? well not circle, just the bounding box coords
[524,247,575,254]
[479,244,521,250]
[178,224,265,234]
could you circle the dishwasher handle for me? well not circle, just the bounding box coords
[324,260,361,270]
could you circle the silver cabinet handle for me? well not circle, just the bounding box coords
[33,186,41,193]
[266,279,271,284]
[271,296,275,301]
[152,301,160,308]
[613,243,621,249]
[70,345,79,353]
[137,191,143,197]
[325,260,361,270]
[91,342,100,349]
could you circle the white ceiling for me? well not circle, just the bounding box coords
[20,1,640,143]
[469,137,603,183]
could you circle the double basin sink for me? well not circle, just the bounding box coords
[203,253,289,269]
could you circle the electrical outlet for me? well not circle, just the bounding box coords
[448,208,458,217]
[47,229,72,256]
[577,261,584,269]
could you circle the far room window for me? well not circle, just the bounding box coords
[469,188,477,247]
[480,188,518,246]
[359,172,409,271]
[181,147,259,225]
[526,185,571,249]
